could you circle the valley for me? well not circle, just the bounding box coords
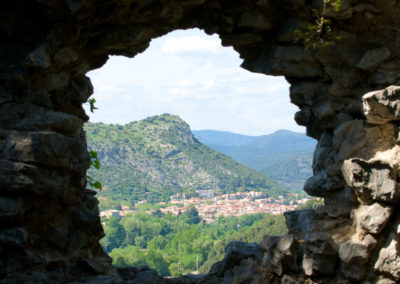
[85,114,291,208]
[193,129,316,191]
[84,114,317,277]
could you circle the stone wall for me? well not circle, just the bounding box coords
[1,0,400,283]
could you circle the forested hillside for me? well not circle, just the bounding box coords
[261,153,313,190]
[103,211,287,276]
[194,129,316,190]
[85,114,286,205]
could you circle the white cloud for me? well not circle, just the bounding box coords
[97,85,126,92]
[85,29,304,135]
[161,35,221,55]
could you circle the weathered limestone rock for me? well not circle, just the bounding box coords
[304,169,344,197]
[302,232,337,276]
[210,241,263,274]
[262,234,297,276]
[342,158,399,204]
[355,205,392,240]
[24,45,52,69]
[374,221,400,280]
[355,203,392,234]
[363,85,400,124]
[245,46,323,78]
[284,209,317,237]
[333,120,397,163]
[312,131,334,172]
[338,234,377,281]
[357,47,391,71]
[372,62,400,86]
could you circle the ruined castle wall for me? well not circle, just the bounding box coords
[1,0,400,283]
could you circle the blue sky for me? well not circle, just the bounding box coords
[85,28,304,136]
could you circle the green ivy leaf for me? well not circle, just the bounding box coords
[88,98,98,113]
[92,181,103,190]
[87,150,102,190]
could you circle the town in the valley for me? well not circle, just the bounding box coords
[100,189,312,223]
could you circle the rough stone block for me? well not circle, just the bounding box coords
[374,222,400,280]
[0,228,28,246]
[67,230,88,255]
[284,209,317,236]
[54,47,79,65]
[0,197,23,218]
[262,234,297,276]
[3,271,49,283]
[342,158,399,204]
[303,170,343,197]
[244,46,322,78]
[0,131,89,172]
[44,226,68,249]
[355,203,392,234]
[289,81,322,106]
[313,102,335,120]
[333,120,396,163]
[0,160,35,192]
[44,72,70,91]
[324,65,361,88]
[238,11,272,30]
[220,241,262,272]
[338,234,376,280]
[71,208,103,236]
[0,103,84,137]
[372,63,400,85]
[312,130,334,172]
[71,76,94,102]
[294,107,311,127]
[0,159,73,197]
[24,45,51,68]
[362,85,400,125]
[357,47,391,71]
[302,232,337,276]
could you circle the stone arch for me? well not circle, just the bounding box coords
[1,0,400,282]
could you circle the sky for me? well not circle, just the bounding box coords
[84,28,304,136]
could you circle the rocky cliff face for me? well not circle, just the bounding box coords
[1,0,400,283]
[84,114,285,203]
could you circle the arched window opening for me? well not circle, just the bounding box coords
[83,28,316,277]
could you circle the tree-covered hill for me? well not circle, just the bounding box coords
[85,114,287,204]
[260,153,313,191]
[194,129,316,191]
[105,211,287,277]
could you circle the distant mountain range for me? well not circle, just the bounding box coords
[85,114,287,204]
[193,129,316,190]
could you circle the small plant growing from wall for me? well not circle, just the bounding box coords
[86,98,103,190]
[87,150,103,190]
[294,0,343,49]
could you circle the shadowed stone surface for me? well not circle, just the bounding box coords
[1,0,400,283]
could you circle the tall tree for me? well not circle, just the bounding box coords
[184,204,201,224]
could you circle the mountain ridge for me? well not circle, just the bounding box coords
[193,128,316,190]
[85,114,287,204]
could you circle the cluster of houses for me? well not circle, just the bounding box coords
[161,191,310,222]
[100,205,137,218]
[100,190,312,223]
